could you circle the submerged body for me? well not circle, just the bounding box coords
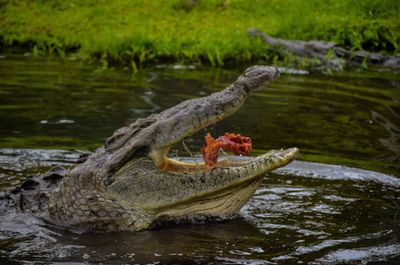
[0,66,298,231]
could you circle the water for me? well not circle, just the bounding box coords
[0,54,400,264]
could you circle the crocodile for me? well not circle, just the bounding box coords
[0,66,299,232]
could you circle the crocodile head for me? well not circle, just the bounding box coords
[49,66,298,231]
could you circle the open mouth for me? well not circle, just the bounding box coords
[106,66,299,215]
[146,66,299,177]
[151,139,298,177]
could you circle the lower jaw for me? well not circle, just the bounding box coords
[154,177,263,218]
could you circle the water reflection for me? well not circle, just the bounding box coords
[131,89,161,115]
[372,110,400,155]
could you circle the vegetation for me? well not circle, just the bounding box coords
[0,0,399,67]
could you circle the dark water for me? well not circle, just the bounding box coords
[0,54,400,264]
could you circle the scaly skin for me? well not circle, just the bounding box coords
[1,66,299,232]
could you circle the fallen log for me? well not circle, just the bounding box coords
[248,28,400,70]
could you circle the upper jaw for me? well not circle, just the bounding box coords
[151,66,280,148]
[147,66,281,170]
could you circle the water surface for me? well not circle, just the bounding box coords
[0,55,400,264]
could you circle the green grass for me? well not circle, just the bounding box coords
[0,0,399,66]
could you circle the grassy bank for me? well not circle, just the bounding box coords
[0,0,399,67]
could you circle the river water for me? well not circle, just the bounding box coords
[0,54,399,264]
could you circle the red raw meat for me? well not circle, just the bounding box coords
[201,133,252,169]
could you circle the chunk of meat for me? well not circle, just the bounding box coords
[201,133,252,169]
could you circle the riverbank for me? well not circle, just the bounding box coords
[1,0,399,68]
